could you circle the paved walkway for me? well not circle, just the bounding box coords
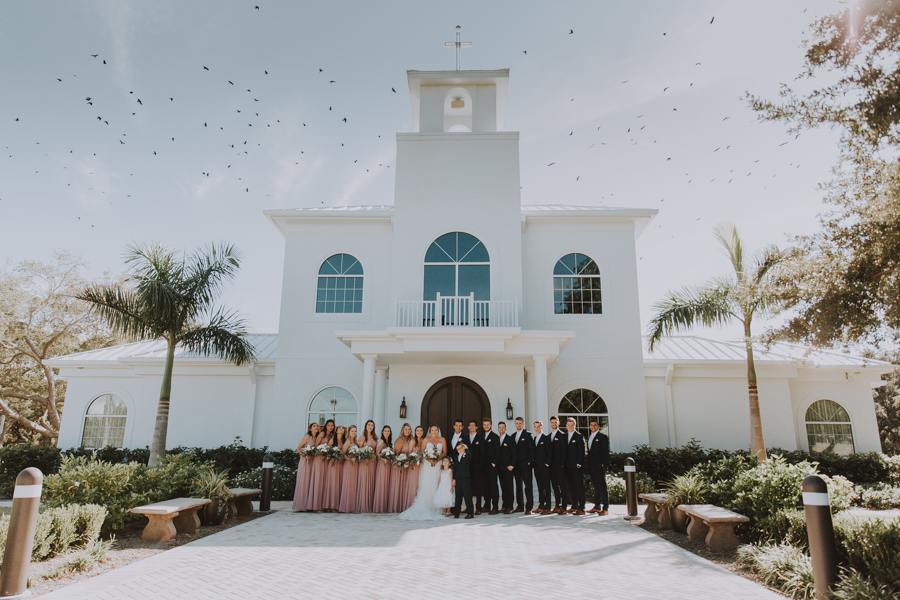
[43,507,782,600]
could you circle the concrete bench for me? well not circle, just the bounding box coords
[228,487,262,516]
[131,497,211,542]
[679,504,749,552]
[639,493,669,527]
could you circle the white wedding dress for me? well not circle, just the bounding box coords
[398,442,444,521]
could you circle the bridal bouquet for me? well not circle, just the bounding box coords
[392,453,418,473]
[379,447,396,463]
[357,446,376,463]
[346,445,362,462]
[407,451,421,471]
[325,445,345,466]
[299,444,316,464]
[421,446,441,465]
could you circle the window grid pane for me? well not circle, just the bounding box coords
[316,276,363,313]
[82,394,127,448]
[554,274,601,315]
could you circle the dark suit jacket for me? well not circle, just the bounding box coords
[549,429,566,468]
[586,431,610,470]
[465,432,485,469]
[513,430,534,468]
[564,430,585,469]
[482,431,500,469]
[497,433,517,470]
[533,432,552,469]
[453,449,472,479]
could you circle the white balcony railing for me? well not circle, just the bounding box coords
[395,293,518,328]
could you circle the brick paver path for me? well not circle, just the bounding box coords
[42,509,781,600]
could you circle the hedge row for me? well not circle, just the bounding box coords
[0,504,106,563]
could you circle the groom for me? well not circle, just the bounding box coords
[452,441,475,518]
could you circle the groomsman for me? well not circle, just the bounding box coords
[449,419,465,461]
[481,418,501,514]
[563,417,586,515]
[532,420,552,514]
[512,417,534,514]
[452,441,475,519]
[548,416,569,513]
[466,420,485,515]
[496,422,517,513]
[586,418,610,515]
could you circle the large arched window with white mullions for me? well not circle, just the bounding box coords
[307,386,358,429]
[316,254,363,314]
[81,394,127,448]
[424,232,490,301]
[805,399,854,455]
[557,388,609,440]
[553,253,601,314]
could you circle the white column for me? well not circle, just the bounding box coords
[360,354,377,426]
[664,363,676,446]
[525,366,537,426]
[533,356,549,426]
[374,367,388,427]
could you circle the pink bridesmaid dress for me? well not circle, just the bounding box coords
[306,434,331,511]
[355,436,378,513]
[338,445,359,513]
[387,439,411,513]
[401,441,420,511]
[372,440,392,513]
[291,452,313,511]
[322,445,343,511]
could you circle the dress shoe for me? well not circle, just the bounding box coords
[524,510,532,515]
[512,508,524,513]
[465,514,474,519]
[586,508,599,513]
[502,508,513,514]
[454,514,460,519]
[474,509,482,515]
[597,509,609,516]
[489,510,499,515]
[573,509,586,515]
[567,508,579,514]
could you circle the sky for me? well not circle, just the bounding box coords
[0,0,848,341]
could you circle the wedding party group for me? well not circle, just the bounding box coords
[291,414,611,520]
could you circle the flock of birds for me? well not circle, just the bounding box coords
[3,4,809,236]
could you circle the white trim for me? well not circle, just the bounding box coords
[802,492,830,506]
[262,462,274,469]
[624,465,636,472]
[13,484,42,498]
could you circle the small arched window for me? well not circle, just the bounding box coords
[557,388,608,440]
[307,386,358,429]
[317,254,363,314]
[806,399,854,455]
[554,253,601,314]
[82,394,127,448]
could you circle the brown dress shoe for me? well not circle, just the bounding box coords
[524,510,532,515]
[502,509,513,514]
[512,508,524,513]
[489,510,499,515]
[474,509,482,515]
[574,509,586,515]
[567,508,579,514]
[597,509,609,516]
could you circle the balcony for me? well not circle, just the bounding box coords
[394,293,518,328]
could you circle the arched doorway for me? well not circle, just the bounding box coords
[421,377,491,439]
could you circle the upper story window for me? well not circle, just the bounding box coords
[317,254,363,314]
[553,253,601,314]
[806,399,854,455]
[82,393,127,448]
[424,232,490,300]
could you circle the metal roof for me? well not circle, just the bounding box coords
[46,334,278,366]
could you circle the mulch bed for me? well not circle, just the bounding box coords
[30,510,274,597]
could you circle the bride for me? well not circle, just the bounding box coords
[399,425,447,521]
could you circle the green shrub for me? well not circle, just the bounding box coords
[834,515,900,592]
[767,509,809,547]
[663,473,708,508]
[72,504,106,545]
[0,504,107,564]
[736,543,816,599]
[832,568,898,600]
[232,465,296,501]
[855,484,900,509]
[64,446,151,465]
[0,445,62,498]
[42,454,148,531]
[134,452,207,503]
[821,474,856,513]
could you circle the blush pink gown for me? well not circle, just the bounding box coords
[372,440,392,513]
[338,445,359,514]
[388,439,412,513]
[307,434,332,511]
[401,442,421,511]
[323,442,344,511]
[291,452,313,512]
[355,436,378,513]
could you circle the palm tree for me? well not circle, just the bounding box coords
[78,242,255,466]
[647,223,783,464]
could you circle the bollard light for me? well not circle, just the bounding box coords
[802,475,838,600]
[0,467,43,598]
[624,457,638,519]
[260,453,274,512]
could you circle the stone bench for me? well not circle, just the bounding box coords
[679,504,749,552]
[228,487,262,516]
[639,493,669,527]
[131,497,211,542]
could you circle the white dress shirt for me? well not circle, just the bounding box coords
[451,432,462,450]
[588,430,597,447]
[469,433,476,444]
[499,433,506,445]
[515,430,522,443]
[567,431,573,443]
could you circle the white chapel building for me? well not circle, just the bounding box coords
[50,69,890,456]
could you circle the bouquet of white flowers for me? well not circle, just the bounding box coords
[421,446,441,465]
[357,446,376,462]
[315,443,330,457]
[379,447,396,463]
[391,453,409,473]
[346,445,362,462]
[406,451,421,471]
[299,444,316,464]
[325,445,344,466]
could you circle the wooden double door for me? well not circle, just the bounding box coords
[420,376,491,439]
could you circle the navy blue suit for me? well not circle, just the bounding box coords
[564,430,586,510]
[587,430,610,511]
[532,432,552,511]
[513,429,535,511]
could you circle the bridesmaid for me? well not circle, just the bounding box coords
[307,419,335,511]
[401,425,425,510]
[355,420,378,513]
[291,422,320,512]
[388,423,413,512]
[338,425,359,513]
[323,425,345,511]
[372,425,393,513]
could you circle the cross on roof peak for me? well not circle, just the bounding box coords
[444,25,472,71]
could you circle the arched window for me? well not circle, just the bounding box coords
[553,253,601,314]
[81,394,127,448]
[424,232,490,301]
[308,386,358,429]
[557,388,608,440]
[806,399,854,455]
[316,254,363,314]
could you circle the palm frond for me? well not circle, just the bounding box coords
[178,307,255,366]
[647,283,734,351]
[76,285,154,340]
[124,242,182,329]
[752,245,784,284]
[714,222,745,280]
[180,242,243,316]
